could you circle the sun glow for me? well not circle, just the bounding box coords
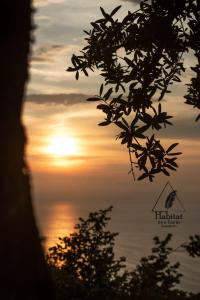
[47,135,78,157]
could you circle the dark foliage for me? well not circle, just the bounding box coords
[67,0,200,181]
[47,207,128,300]
[47,207,200,300]
[181,235,200,257]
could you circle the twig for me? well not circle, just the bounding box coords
[128,148,136,181]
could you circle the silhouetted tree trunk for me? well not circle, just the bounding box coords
[0,1,53,298]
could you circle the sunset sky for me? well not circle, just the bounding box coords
[23,0,200,274]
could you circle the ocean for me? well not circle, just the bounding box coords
[33,171,200,293]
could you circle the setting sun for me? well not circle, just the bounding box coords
[47,135,78,157]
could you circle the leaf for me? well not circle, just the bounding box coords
[87,97,101,101]
[148,134,155,148]
[120,83,126,92]
[166,143,179,153]
[100,84,104,96]
[138,173,148,181]
[165,158,178,167]
[115,121,128,130]
[140,113,152,124]
[110,5,121,17]
[157,142,165,152]
[158,103,161,114]
[124,57,133,66]
[139,155,147,169]
[165,164,176,171]
[83,30,90,35]
[91,22,100,31]
[100,7,107,17]
[95,18,105,24]
[136,125,149,134]
[131,143,143,151]
[104,88,113,100]
[173,75,181,82]
[83,69,88,76]
[100,7,112,22]
[149,175,154,182]
[195,114,200,122]
[131,116,139,128]
[149,156,156,168]
[97,104,109,111]
[121,137,127,144]
[167,152,182,156]
[98,120,111,126]
[122,117,129,127]
[162,169,170,176]
[67,67,76,72]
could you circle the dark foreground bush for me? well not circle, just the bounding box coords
[47,207,200,300]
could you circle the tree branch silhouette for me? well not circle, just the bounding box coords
[67,0,200,181]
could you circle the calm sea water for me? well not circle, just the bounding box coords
[33,172,200,293]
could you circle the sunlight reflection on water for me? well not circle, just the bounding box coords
[35,197,200,293]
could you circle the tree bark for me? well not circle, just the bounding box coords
[0,1,53,298]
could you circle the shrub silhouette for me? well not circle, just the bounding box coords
[47,207,200,300]
[47,207,128,299]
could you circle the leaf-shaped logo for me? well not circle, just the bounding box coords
[165,190,176,209]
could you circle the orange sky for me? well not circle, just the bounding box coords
[23,98,200,174]
[23,2,200,277]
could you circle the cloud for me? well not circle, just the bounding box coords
[34,15,50,22]
[26,93,200,139]
[156,116,199,140]
[26,93,91,106]
[31,45,66,63]
[120,0,140,3]
[34,0,64,7]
